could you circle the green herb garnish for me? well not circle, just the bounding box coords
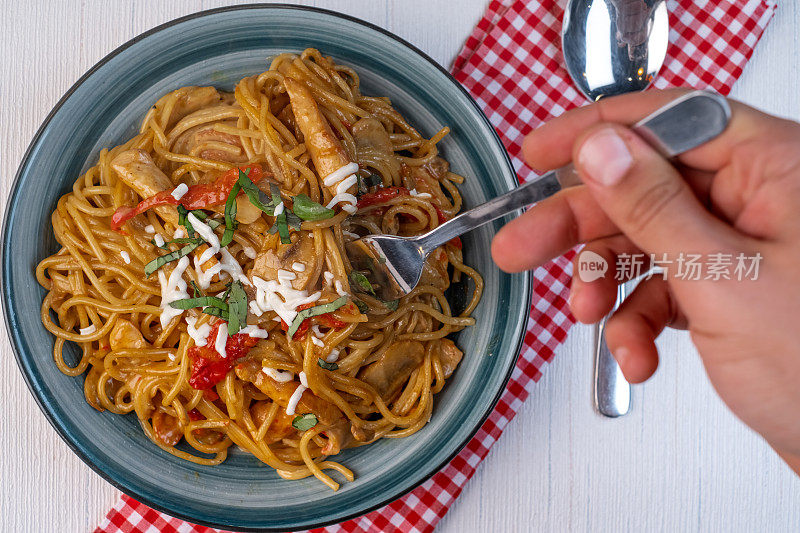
[168,295,229,311]
[292,194,335,221]
[226,280,247,335]
[190,280,202,298]
[353,299,369,314]
[202,307,229,319]
[383,299,399,311]
[286,296,348,338]
[349,271,375,295]
[144,242,200,276]
[237,169,277,215]
[270,183,290,244]
[317,358,339,371]
[221,182,240,247]
[291,413,318,431]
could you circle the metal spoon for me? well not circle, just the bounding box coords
[347,91,730,305]
[563,0,669,417]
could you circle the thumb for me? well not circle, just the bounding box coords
[574,124,739,257]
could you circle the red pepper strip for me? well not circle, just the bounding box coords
[356,186,410,209]
[187,321,260,390]
[280,302,350,339]
[110,164,264,231]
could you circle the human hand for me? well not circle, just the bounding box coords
[491,89,800,472]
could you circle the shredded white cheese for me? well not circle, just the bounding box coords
[79,324,96,335]
[342,230,360,239]
[145,225,156,234]
[243,246,257,259]
[187,212,220,264]
[171,183,189,200]
[322,162,359,187]
[326,348,341,363]
[158,256,190,328]
[286,372,309,415]
[214,322,229,358]
[334,280,348,297]
[291,262,306,272]
[251,275,321,325]
[173,227,186,239]
[273,201,285,216]
[311,336,324,347]
[409,188,432,199]
[311,324,324,338]
[186,316,212,347]
[323,271,334,285]
[322,162,359,213]
[119,251,131,264]
[240,325,269,339]
[154,234,165,247]
[263,367,293,382]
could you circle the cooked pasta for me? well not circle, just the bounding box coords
[36,48,483,489]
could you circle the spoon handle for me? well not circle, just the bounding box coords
[418,90,730,254]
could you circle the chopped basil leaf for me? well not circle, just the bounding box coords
[221,182,240,247]
[292,413,318,431]
[353,299,369,314]
[317,358,338,371]
[152,236,203,250]
[271,183,290,244]
[226,280,248,335]
[190,280,203,298]
[203,307,229,320]
[168,296,228,311]
[349,271,375,295]
[292,194,335,221]
[286,211,302,231]
[237,170,277,215]
[206,218,222,230]
[144,242,200,277]
[383,299,399,311]
[287,296,348,338]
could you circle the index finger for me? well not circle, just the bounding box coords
[522,88,792,173]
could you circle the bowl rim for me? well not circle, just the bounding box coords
[2,3,532,530]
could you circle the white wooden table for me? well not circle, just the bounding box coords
[2,1,799,531]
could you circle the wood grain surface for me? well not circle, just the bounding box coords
[1,1,799,531]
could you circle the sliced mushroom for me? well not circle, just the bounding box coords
[400,157,450,205]
[251,231,317,290]
[171,120,247,165]
[352,117,394,154]
[358,340,425,400]
[109,319,148,350]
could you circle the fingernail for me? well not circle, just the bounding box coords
[578,128,633,186]
[613,346,630,367]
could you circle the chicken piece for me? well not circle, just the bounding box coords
[152,410,183,446]
[251,231,317,290]
[167,86,222,128]
[250,400,297,444]
[358,341,425,400]
[283,78,355,197]
[438,338,463,379]
[235,358,353,454]
[111,149,178,226]
[109,319,147,350]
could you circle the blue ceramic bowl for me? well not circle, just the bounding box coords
[2,5,531,531]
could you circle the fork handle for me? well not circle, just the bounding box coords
[418,90,731,254]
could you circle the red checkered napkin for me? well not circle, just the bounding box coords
[96,1,775,531]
